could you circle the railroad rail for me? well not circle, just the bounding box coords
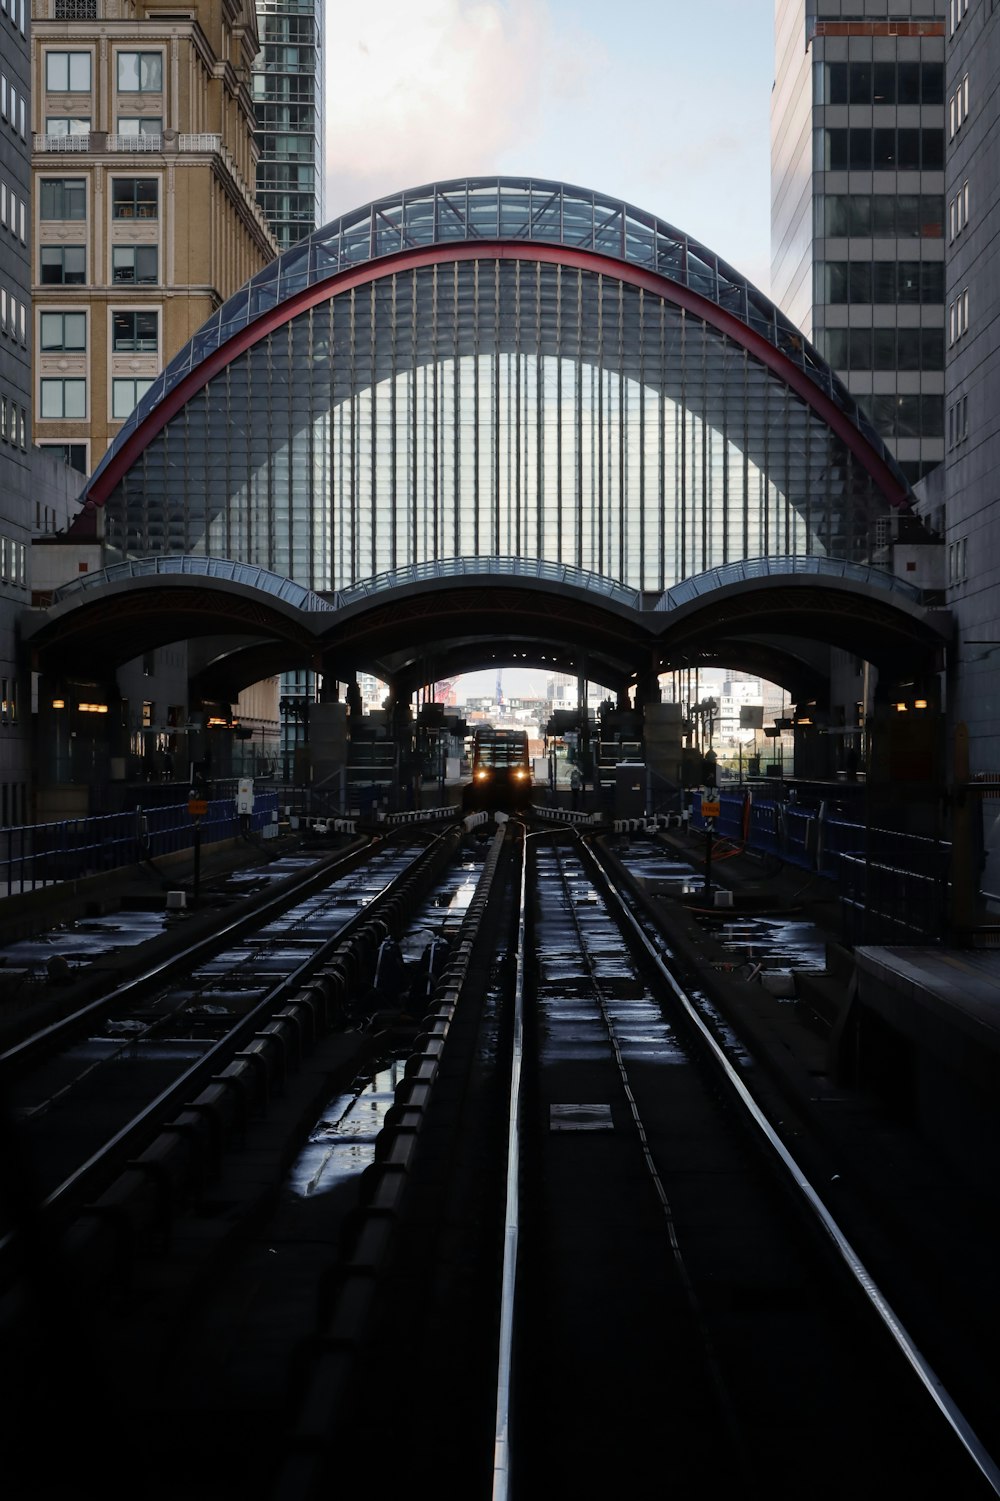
[2,815,998,1498]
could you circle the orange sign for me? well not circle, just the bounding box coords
[188,799,209,817]
[701,799,721,819]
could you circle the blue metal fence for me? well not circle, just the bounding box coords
[688,788,950,943]
[0,791,278,898]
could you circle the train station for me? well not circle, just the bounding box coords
[4,171,1000,1500]
[5,10,1000,1481]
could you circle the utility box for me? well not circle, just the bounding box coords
[237,777,254,814]
[615,762,646,817]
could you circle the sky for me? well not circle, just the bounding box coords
[325,0,776,294]
[323,0,776,699]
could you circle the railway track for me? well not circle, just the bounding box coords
[2,813,998,1499]
[278,818,1000,1500]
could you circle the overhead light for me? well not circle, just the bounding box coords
[52,698,65,709]
[895,702,908,712]
[78,702,108,713]
[914,699,928,709]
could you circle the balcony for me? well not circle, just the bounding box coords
[33,132,223,155]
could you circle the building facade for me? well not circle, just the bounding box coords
[1,0,33,824]
[251,0,324,251]
[31,0,279,476]
[938,0,1000,887]
[772,0,947,487]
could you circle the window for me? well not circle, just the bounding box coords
[45,51,91,92]
[949,538,967,585]
[950,74,970,136]
[116,116,162,136]
[950,180,970,240]
[112,309,158,352]
[948,395,969,450]
[951,0,969,34]
[112,376,153,419]
[40,245,86,284]
[45,116,90,136]
[818,129,946,174]
[40,377,86,419]
[117,52,163,92]
[111,177,158,219]
[40,177,86,220]
[112,244,158,284]
[39,441,88,473]
[949,289,970,344]
[40,311,87,353]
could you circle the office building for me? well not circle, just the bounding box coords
[772,0,947,487]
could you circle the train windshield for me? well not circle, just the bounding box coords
[473,732,528,768]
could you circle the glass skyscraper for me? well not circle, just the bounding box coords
[252,0,325,250]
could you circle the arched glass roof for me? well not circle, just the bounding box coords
[657,556,924,610]
[87,175,911,502]
[50,554,335,610]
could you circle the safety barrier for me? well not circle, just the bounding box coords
[0,791,279,897]
[687,788,950,942]
[384,804,457,826]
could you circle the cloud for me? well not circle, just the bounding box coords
[324,0,567,219]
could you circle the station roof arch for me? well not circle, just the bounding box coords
[73,177,922,609]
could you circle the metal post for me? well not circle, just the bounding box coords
[193,817,201,904]
[704,823,713,894]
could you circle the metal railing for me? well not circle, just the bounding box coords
[689,788,950,944]
[0,791,278,898]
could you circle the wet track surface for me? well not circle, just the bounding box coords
[3,821,1000,1500]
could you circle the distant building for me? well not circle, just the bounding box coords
[252,0,324,251]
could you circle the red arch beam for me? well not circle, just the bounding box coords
[81,241,909,515]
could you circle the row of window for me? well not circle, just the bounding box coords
[950,0,969,35]
[1,180,26,242]
[947,394,968,450]
[949,288,970,343]
[949,180,970,240]
[0,682,20,733]
[39,375,153,421]
[815,260,944,305]
[949,74,970,138]
[44,50,164,94]
[40,308,158,353]
[815,192,943,240]
[39,173,159,220]
[1,288,27,344]
[815,126,945,173]
[1,73,26,138]
[814,59,944,107]
[0,0,25,35]
[41,244,159,285]
[0,535,26,587]
[0,393,27,449]
[862,392,944,441]
[816,325,944,373]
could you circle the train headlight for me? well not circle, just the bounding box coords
[513,768,527,780]
[475,769,491,781]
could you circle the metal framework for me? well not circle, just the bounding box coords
[75,177,919,598]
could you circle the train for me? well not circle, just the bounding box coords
[463,727,533,812]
